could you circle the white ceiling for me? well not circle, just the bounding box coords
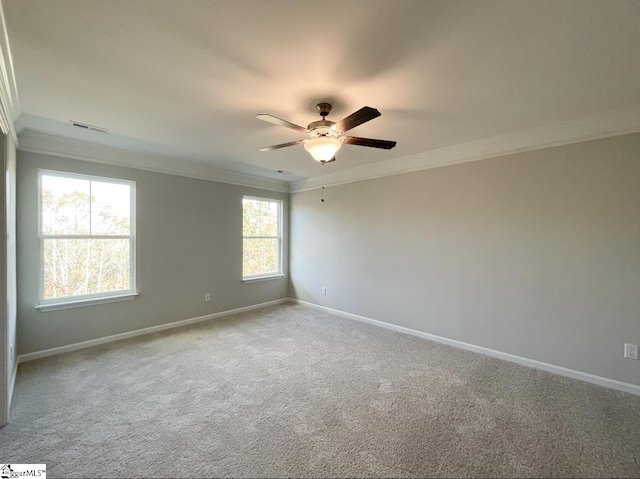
[4,0,640,183]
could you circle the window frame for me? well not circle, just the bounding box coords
[242,195,284,282]
[37,169,137,310]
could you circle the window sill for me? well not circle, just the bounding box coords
[36,293,138,312]
[242,274,286,284]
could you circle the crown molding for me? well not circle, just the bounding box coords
[290,106,640,192]
[18,129,290,193]
[0,0,20,144]
[17,104,640,195]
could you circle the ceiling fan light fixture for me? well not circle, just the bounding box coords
[257,103,395,161]
[304,137,342,163]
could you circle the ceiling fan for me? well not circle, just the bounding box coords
[256,103,396,164]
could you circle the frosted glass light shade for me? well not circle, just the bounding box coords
[304,137,342,163]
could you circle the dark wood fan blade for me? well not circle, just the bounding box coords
[343,136,396,149]
[332,107,381,133]
[256,114,308,133]
[259,139,306,152]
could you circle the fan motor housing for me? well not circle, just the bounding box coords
[307,119,335,131]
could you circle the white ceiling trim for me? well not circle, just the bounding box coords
[290,106,640,192]
[18,129,290,193]
[0,0,20,144]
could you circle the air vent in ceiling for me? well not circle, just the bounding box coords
[70,121,109,133]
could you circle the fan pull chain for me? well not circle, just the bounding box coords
[321,174,325,202]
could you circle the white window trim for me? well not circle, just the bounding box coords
[36,293,139,312]
[37,169,137,310]
[242,195,283,281]
[242,273,286,284]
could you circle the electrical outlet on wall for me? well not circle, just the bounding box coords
[322,287,326,295]
[624,343,638,360]
[205,293,211,302]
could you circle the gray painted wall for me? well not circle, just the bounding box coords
[17,151,289,354]
[290,133,640,386]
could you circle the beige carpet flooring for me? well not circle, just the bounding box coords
[2,303,640,478]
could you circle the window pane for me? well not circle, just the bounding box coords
[43,238,131,299]
[260,201,278,236]
[243,238,278,277]
[91,181,131,235]
[41,175,90,235]
[243,199,261,236]
[243,199,278,237]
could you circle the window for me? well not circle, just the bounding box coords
[242,196,283,280]
[38,170,136,308]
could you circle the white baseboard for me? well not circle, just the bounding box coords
[17,296,639,397]
[289,298,640,396]
[18,298,290,364]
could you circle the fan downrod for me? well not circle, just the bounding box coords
[316,103,332,119]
